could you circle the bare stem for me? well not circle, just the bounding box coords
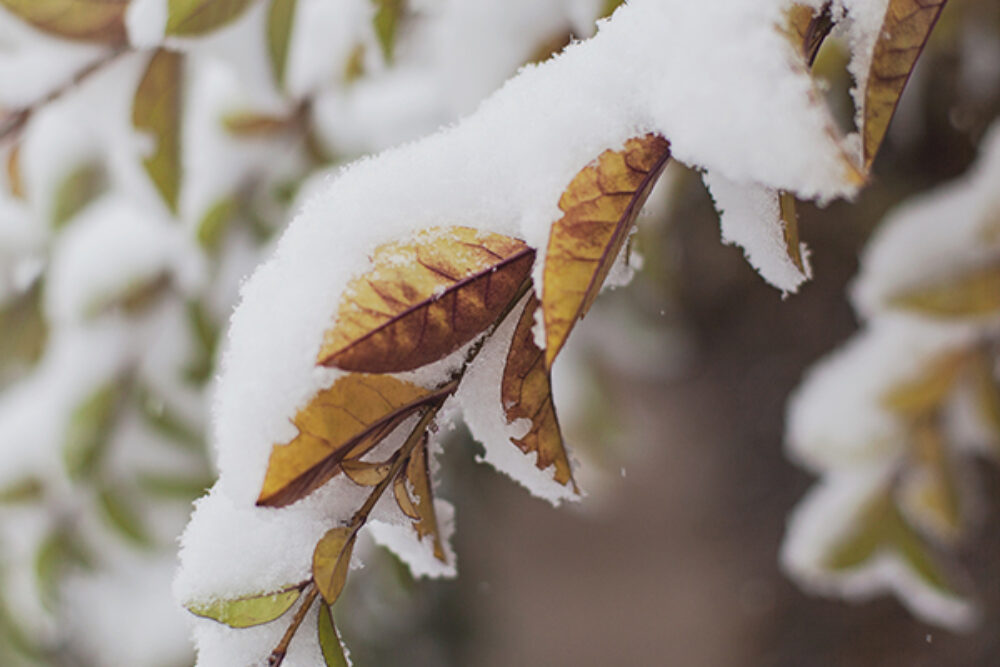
[268,585,319,667]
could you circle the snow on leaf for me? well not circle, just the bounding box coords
[187,585,303,628]
[889,261,1000,317]
[132,49,184,214]
[785,2,834,66]
[165,0,253,36]
[0,0,128,44]
[318,602,349,667]
[256,374,455,508]
[313,527,356,605]
[880,350,967,418]
[502,293,575,489]
[317,227,534,373]
[267,0,297,89]
[405,438,446,562]
[542,134,670,369]
[862,0,948,169]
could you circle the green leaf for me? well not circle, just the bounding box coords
[166,0,254,36]
[34,529,92,610]
[51,162,105,229]
[187,585,303,628]
[97,485,153,548]
[318,603,349,667]
[183,299,219,385]
[132,49,184,214]
[0,281,47,384]
[136,471,213,500]
[63,383,119,481]
[196,196,237,253]
[268,0,297,89]
[372,0,405,63]
[0,0,128,44]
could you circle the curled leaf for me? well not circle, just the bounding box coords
[392,473,419,520]
[257,375,454,507]
[406,438,446,561]
[0,0,128,44]
[785,2,834,66]
[187,585,303,628]
[268,0,297,89]
[542,134,671,368]
[133,50,184,213]
[889,262,1000,317]
[313,527,356,605]
[166,0,253,36]
[318,602,349,667]
[502,294,575,488]
[318,227,534,373]
[341,459,392,487]
[862,0,948,169]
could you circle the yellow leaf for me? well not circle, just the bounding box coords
[166,0,253,36]
[267,0,297,89]
[862,0,948,169]
[313,527,356,605]
[889,262,1000,317]
[502,294,575,489]
[779,191,806,275]
[133,50,184,214]
[0,0,128,44]
[785,2,834,66]
[6,144,24,199]
[392,473,419,520]
[187,585,303,628]
[341,459,392,487]
[542,134,671,368]
[406,437,446,561]
[257,375,455,507]
[318,602,349,667]
[318,227,534,373]
[881,351,967,417]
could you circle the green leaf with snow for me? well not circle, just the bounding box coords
[372,0,404,63]
[132,50,184,214]
[187,586,303,628]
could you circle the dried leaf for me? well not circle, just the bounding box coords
[341,459,392,487]
[898,423,961,544]
[317,602,349,667]
[6,144,24,199]
[63,382,119,481]
[372,0,404,63]
[187,585,302,628]
[890,262,1000,317]
[133,49,184,213]
[267,0,297,89]
[406,438,445,561]
[313,527,356,605]
[166,0,253,36]
[502,294,575,488]
[392,473,419,520]
[881,351,967,417]
[318,227,534,373]
[52,162,105,229]
[779,191,806,278]
[862,0,948,169]
[786,2,834,66]
[0,0,128,44]
[257,375,454,507]
[542,134,671,368]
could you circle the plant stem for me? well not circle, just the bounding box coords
[268,585,319,667]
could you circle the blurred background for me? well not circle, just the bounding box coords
[0,0,998,665]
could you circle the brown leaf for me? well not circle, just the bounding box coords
[133,49,184,214]
[542,134,670,368]
[318,227,534,373]
[779,191,806,275]
[312,527,356,605]
[257,375,455,507]
[502,294,575,488]
[862,0,948,169]
[0,0,128,44]
[392,473,419,520]
[341,459,392,487]
[405,438,445,561]
[785,2,834,66]
[889,262,1000,317]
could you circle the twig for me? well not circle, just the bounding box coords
[268,585,319,667]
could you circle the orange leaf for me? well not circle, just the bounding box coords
[318,227,534,373]
[862,0,947,169]
[542,134,670,368]
[405,438,446,561]
[502,294,575,489]
[256,375,455,508]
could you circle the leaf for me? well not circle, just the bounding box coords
[51,162,105,229]
[785,2,834,66]
[600,0,624,18]
[136,472,213,500]
[267,0,297,89]
[889,262,1000,317]
[196,196,237,253]
[97,485,153,548]
[392,473,419,520]
[187,585,303,628]
[317,227,534,373]
[85,271,172,318]
[502,294,575,488]
[221,111,298,137]
[63,382,119,481]
[132,49,184,213]
[881,351,967,417]
[542,134,671,368]
[184,298,219,385]
[862,0,948,169]
[341,459,392,487]
[405,438,446,561]
[971,352,1000,443]
[779,191,807,284]
[372,0,404,63]
[166,0,254,36]
[0,280,47,382]
[313,527,356,605]
[0,0,128,44]
[343,43,366,83]
[898,422,961,544]
[257,375,454,507]
[0,477,43,505]
[6,144,24,199]
[34,529,92,610]
[317,602,349,667]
